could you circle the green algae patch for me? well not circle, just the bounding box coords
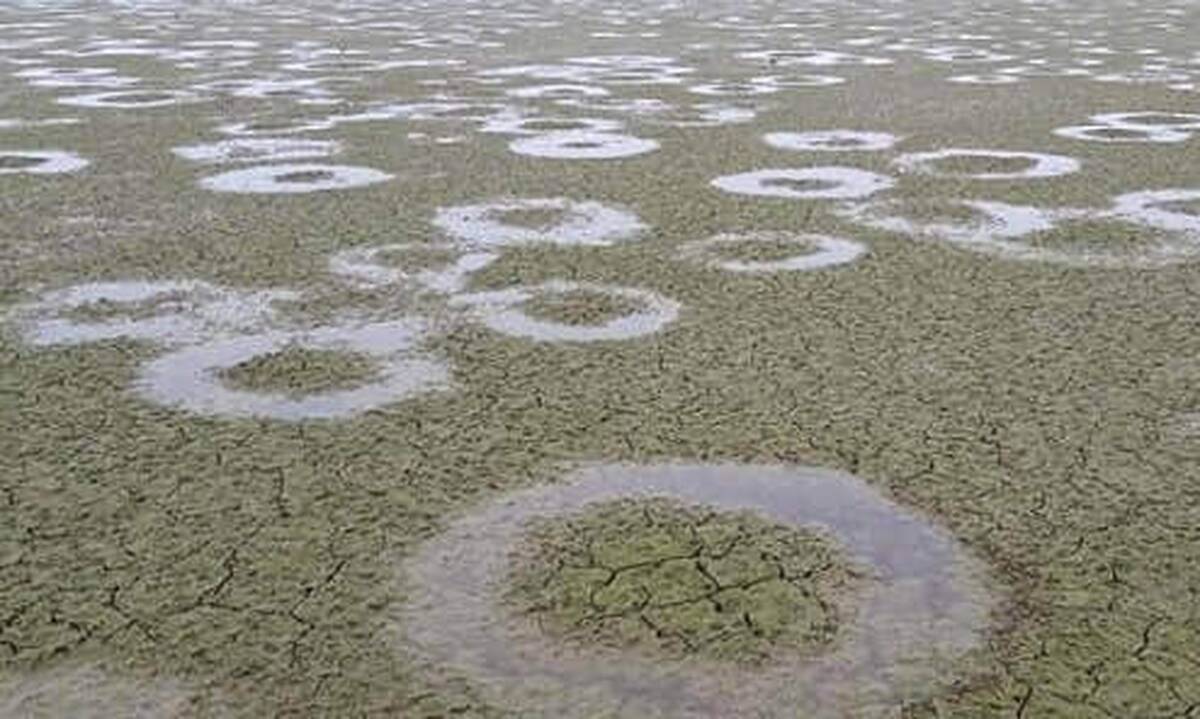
[926,155,1036,175]
[242,118,312,133]
[3,1,1200,715]
[503,498,858,665]
[1023,219,1174,254]
[61,292,191,324]
[274,170,337,184]
[109,92,178,104]
[1088,127,1152,140]
[760,177,839,193]
[1162,198,1200,217]
[217,345,380,397]
[521,120,595,132]
[373,245,461,271]
[711,236,817,263]
[889,199,990,224]
[519,288,646,326]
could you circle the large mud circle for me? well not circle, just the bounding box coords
[4,0,1200,715]
[397,463,1001,719]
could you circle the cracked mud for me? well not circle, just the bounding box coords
[519,289,647,328]
[504,497,858,665]
[217,346,382,398]
[3,0,1200,716]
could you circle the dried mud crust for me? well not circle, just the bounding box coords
[518,289,648,327]
[372,245,462,272]
[273,170,336,184]
[921,155,1036,175]
[1020,218,1177,254]
[61,291,194,324]
[4,0,1200,716]
[216,346,381,398]
[504,497,859,665]
[709,237,821,263]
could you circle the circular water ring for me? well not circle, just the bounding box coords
[555,97,673,115]
[509,131,659,160]
[838,198,1199,268]
[835,199,1060,246]
[688,81,780,97]
[481,114,624,136]
[172,138,341,164]
[763,130,898,152]
[433,197,645,248]
[750,73,846,88]
[642,103,758,127]
[1094,70,1192,85]
[925,47,1014,64]
[711,167,895,200]
[198,163,393,194]
[738,49,893,67]
[590,65,693,85]
[10,280,295,348]
[480,63,603,83]
[217,117,339,136]
[567,55,682,68]
[328,243,498,294]
[1111,188,1200,236]
[15,66,139,89]
[57,89,203,109]
[397,462,998,718]
[0,118,83,131]
[505,84,611,99]
[1052,124,1190,143]
[679,232,867,273]
[0,149,88,174]
[893,149,1081,180]
[135,320,450,421]
[947,74,1021,85]
[451,281,680,343]
[1089,111,1200,131]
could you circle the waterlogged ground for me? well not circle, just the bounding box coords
[2,0,1200,716]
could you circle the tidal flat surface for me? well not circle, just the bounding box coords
[2,0,1200,716]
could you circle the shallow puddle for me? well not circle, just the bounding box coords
[398,462,1001,718]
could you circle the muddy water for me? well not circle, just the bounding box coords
[398,462,1001,718]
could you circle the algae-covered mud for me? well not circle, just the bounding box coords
[3,0,1200,716]
[399,463,997,718]
[504,496,858,665]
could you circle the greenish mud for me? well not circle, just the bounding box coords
[1163,199,1200,216]
[2,0,1200,716]
[273,170,338,184]
[1022,219,1175,254]
[504,497,856,665]
[759,177,839,193]
[373,245,462,271]
[519,288,645,326]
[710,236,818,262]
[920,155,1040,176]
[62,292,193,323]
[217,346,381,397]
